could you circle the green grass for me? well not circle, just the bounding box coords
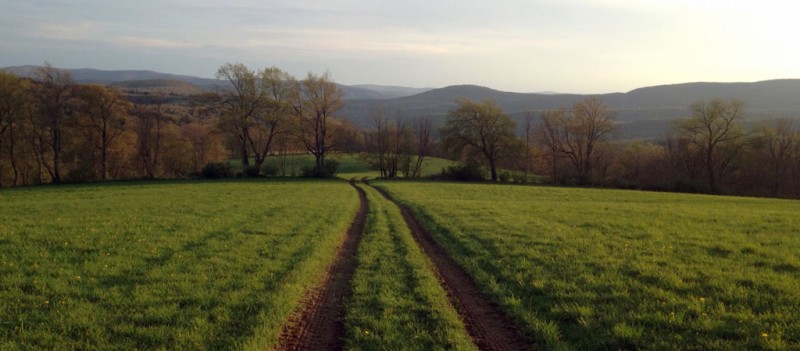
[374,181,800,350]
[343,184,476,350]
[0,179,358,350]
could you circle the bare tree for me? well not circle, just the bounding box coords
[290,71,346,176]
[560,97,617,185]
[74,85,131,180]
[753,119,797,196]
[411,116,433,178]
[0,72,32,186]
[440,99,518,181]
[678,98,745,193]
[522,111,535,182]
[133,100,166,178]
[535,109,566,184]
[31,63,75,183]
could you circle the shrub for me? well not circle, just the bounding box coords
[201,162,233,179]
[244,165,261,178]
[438,163,485,181]
[261,162,280,177]
[301,160,340,178]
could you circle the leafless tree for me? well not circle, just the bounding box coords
[678,98,746,193]
[31,63,75,183]
[290,71,346,176]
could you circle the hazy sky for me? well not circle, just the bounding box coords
[1,0,798,93]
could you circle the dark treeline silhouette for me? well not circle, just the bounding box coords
[2,64,799,198]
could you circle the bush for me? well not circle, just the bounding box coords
[301,160,339,178]
[244,165,261,178]
[499,171,511,182]
[201,162,233,179]
[65,165,97,183]
[438,163,485,181]
[261,162,280,177]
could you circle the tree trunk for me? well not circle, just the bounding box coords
[706,147,717,194]
[489,158,498,181]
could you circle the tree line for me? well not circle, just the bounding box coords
[2,63,800,198]
[432,97,800,198]
[0,63,359,185]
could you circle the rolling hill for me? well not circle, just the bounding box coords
[4,65,798,139]
[1,66,430,100]
[342,80,800,139]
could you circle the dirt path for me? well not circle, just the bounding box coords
[370,183,532,351]
[276,181,368,350]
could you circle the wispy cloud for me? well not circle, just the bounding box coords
[116,36,202,49]
[32,21,103,41]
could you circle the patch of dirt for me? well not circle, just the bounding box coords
[275,181,368,350]
[371,184,532,351]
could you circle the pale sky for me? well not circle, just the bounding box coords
[1,0,798,93]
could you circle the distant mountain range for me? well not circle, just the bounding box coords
[1,66,431,100]
[342,81,800,139]
[4,65,799,139]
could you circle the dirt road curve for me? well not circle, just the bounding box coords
[276,181,368,350]
[371,184,532,351]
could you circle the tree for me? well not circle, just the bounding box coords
[440,99,517,181]
[250,67,294,172]
[74,84,131,180]
[678,98,745,194]
[31,63,75,183]
[560,97,616,185]
[216,63,293,174]
[411,116,434,178]
[132,99,166,178]
[752,119,797,196]
[522,111,535,182]
[0,72,32,186]
[290,71,346,176]
[535,109,567,184]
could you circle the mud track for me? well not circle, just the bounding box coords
[276,180,367,350]
[370,184,532,351]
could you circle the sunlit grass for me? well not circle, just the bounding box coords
[375,181,800,350]
[0,179,358,350]
[344,184,476,350]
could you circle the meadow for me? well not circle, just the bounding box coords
[375,181,800,350]
[344,184,476,350]
[0,179,358,350]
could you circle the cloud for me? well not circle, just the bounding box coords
[32,21,103,41]
[116,36,202,49]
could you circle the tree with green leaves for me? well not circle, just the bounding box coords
[440,99,518,181]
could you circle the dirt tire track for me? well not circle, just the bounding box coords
[369,183,532,351]
[276,180,367,350]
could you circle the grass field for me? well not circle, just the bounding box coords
[375,181,800,350]
[344,184,475,350]
[0,179,358,350]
